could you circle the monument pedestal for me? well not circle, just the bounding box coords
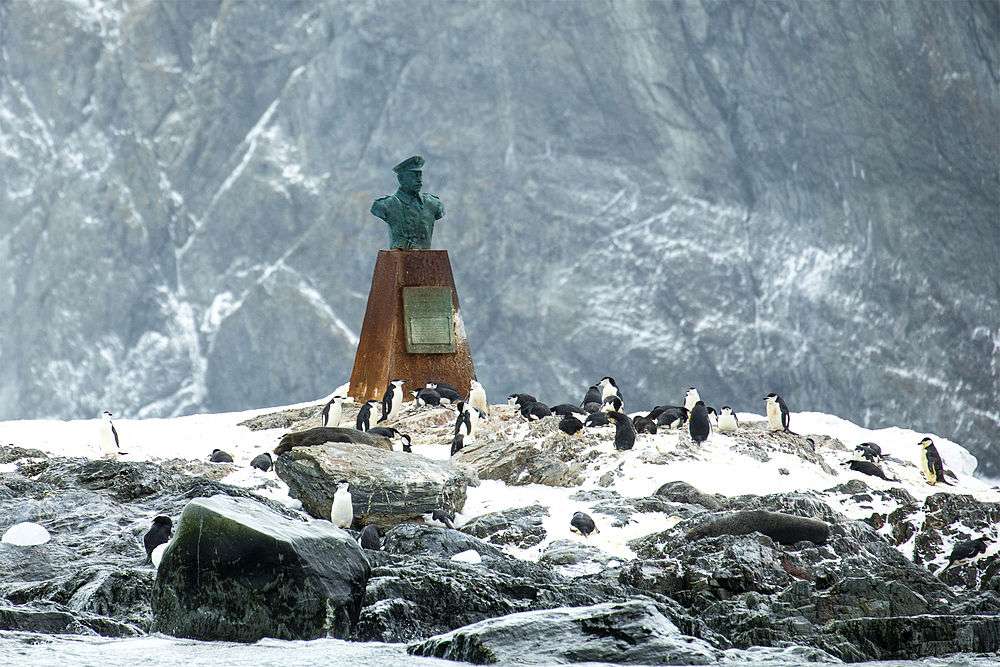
[348,250,476,404]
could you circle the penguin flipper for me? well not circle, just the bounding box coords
[111,424,120,448]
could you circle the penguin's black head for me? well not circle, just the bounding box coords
[706,406,717,415]
[211,448,221,454]
[721,406,732,413]
[600,376,617,386]
[694,400,705,407]
[764,393,778,400]
[153,515,172,527]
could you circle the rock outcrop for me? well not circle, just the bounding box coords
[460,504,549,548]
[150,495,369,642]
[274,442,468,526]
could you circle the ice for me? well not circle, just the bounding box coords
[2,521,51,546]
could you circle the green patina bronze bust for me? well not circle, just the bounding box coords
[370,155,445,250]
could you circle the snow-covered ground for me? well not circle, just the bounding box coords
[2,392,997,571]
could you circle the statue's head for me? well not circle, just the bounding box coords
[392,155,424,196]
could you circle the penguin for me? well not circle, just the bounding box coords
[427,509,456,529]
[413,388,442,407]
[855,442,882,462]
[605,411,636,450]
[585,412,610,428]
[706,406,719,428]
[683,387,701,413]
[601,395,623,414]
[98,410,122,459]
[942,537,991,571]
[688,401,711,444]
[330,480,354,528]
[844,459,897,482]
[358,524,382,551]
[558,413,584,437]
[249,452,273,472]
[209,449,234,463]
[451,432,465,456]
[655,406,688,429]
[468,380,490,417]
[367,426,402,439]
[454,401,479,437]
[918,437,954,486]
[428,382,461,404]
[521,401,552,421]
[400,433,412,453]
[717,406,739,433]
[507,393,537,408]
[320,395,347,427]
[551,403,586,417]
[581,385,603,413]
[428,381,459,394]
[356,400,380,431]
[379,379,407,422]
[764,393,791,432]
[632,415,658,434]
[598,376,622,401]
[570,511,599,537]
[646,405,668,421]
[143,516,172,564]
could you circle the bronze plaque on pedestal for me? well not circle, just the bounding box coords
[403,286,455,353]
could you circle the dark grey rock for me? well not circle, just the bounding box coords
[382,524,505,561]
[823,614,1000,661]
[407,599,721,664]
[151,495,369,641]
[454,430,584,487]
[459,504,548,548]
[274,442,467,526]
[652,481,724,511]
[0,602,140,638]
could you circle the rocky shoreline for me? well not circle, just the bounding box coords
[1,402,998,664]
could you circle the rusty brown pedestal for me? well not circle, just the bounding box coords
[348,250,476,403]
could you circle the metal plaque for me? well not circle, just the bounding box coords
[403,287,455,354]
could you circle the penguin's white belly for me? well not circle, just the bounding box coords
[718,414,738,432]
[469,389,488,416]
[919,451,936,483]
[684,391,700,412]
[324,404,342,427]
[99,428,117,458]
[331,492,354,528]
[766,404,782,431]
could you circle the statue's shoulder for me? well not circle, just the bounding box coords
[423,193,444,217]
[370,194,399,219]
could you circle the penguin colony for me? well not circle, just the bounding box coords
[98,375,980,569]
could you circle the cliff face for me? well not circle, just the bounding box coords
[1,1,997,470]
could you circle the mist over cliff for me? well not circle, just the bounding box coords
[1,1,997,471]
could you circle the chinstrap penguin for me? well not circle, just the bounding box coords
[581,385,603,413]
[358,524,382,551]
[413,387,442,407]
[143,516,172,564]
[99,411,123,459]
[942,537,991,571]
[450,433,465,456]
[209,449,234,463]
[632,415,658,434]
[551,403,586,417]
[585,412,610,427]
[570,511,599,537]
[428,382,460,404]
[249,452,273,472]
[321,395,347,427]
[379,379,407,422]
[717,406,739,433]
[598,376,622,401]
[468,380,489,417]
[688,401,711,444]
[655,406,688,429]
[427,509,456,529]
[764,393,792,433]
[558,413,585,436]
[601,395,623,413]
[683,387,701,413]
[507,393,537,408]
[521,401,552,420]
[918,437,954,486]
[705,406,719,428]
[855,442,882,462]
[331,480,354,528]
[606,411,636,450]
[356,400,380,431]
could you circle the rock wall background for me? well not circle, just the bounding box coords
[1,1,997,471]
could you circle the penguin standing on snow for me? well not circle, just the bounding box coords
[655,406,688,429]
[706,406,719,428]
[942,536,991,571]
[321,395,347,427]
[684,387,701,413]
[250,452,273,472]
[581,385,603,413]
[379,379,407,422]
[570,511,599,537]
[356,400,380,431]
[606,412,636,450]
[717,406,739,433]
[764,393,791,432]
[918,437,954,486]
[855,442,882,462]
[521,401,552,420]
[454,401,479,437]
[400,433,412,453]
[142,516,172,564]
[330,480,354,528]
[688,401,711,444]
[98,411,122,459]
[468,380,490,417]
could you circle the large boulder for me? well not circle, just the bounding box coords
[150,495,369,642]
[407,600,722,664]
[454,435,584,487]
[460,504,549,549]
[823,614,1000,661]
[382,524,506,560]
[356,551,640,643]
[274,442,468,526]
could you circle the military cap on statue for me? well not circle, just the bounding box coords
[392,155,425,173]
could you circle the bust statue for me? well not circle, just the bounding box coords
[370,155,445,250]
